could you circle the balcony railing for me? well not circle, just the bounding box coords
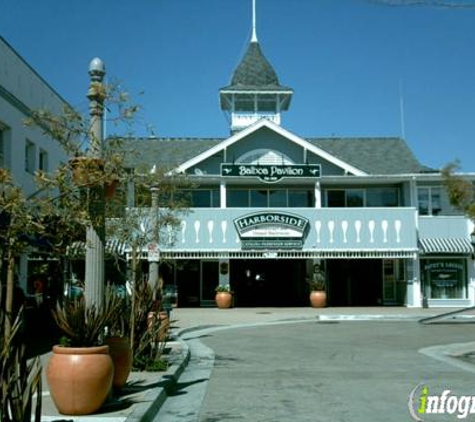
[231,113,280,131]
[147,207,418,254]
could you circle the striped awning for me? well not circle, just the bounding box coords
[67,239,126,257]
[419,238,473,255]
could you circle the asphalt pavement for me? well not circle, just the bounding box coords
[154,307,475,422]
[33,306,475,421]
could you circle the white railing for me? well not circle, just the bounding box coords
[231,113,280,130]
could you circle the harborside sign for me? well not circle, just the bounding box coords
[221,163,321,183]
[234,211,310,250]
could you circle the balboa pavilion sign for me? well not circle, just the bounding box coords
[221,163,321,183]
[234,211,310,250]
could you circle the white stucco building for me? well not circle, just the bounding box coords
[0,35,71,291]
[115,6,475,309]
[0,35,70,195]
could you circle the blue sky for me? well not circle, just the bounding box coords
[2,0,475,171]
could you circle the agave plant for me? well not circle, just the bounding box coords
[0,308,42,422]
[130,281,168,371]
[52,286,122,347]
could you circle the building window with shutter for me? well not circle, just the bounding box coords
[0,128,4,168]
[25,139,36,174]
[39,149,49,172]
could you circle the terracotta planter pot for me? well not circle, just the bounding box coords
[310,291,327,308]
[215,292,232,309]
[147,311,170,341]
[105,179,120,198]
[105,336,132,389]
[46,345,114,415]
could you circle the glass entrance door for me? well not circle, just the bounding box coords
[201,261,219,306]
[383,259,397,304]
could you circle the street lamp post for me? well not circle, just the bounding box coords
[148,165,160,299]
[85,58,106,309]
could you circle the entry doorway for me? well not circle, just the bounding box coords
[327,259,383,306]
[200,260,219,306]
[230,259,307,306]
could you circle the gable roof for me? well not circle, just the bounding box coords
[174,119,368,176]
[113,122,432,176]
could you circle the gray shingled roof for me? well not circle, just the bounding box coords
[115,137,222,170]
[114,136,433,175]
[306,137,434,174]
[220,41,291,92]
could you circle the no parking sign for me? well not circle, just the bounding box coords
[147,242,160,262]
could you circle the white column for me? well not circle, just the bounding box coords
[220,180,226,209]
[315,181,321,209]
[467,256,475,305]
[410,176,418,208]
[406,256,422,307]
[219,259,230,286]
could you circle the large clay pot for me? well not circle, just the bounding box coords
[105,336,132,389]
[215,292,232,309]
[310,291,327,308]
[105,178,120,198]
[46,345,114,415]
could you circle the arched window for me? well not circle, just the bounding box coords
[236,149,294,165]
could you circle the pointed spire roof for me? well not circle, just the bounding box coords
[222,41,291,91]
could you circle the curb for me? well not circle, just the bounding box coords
[317,314,428,321]
[126,337,191,422]
[419,341,475,375]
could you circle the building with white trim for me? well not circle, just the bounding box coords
[0,35,71,291]
[0,35,69,194]
[118,8,475,308]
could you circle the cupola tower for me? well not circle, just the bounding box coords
[219,0,293,133]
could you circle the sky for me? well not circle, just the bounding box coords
[1,0,475,171]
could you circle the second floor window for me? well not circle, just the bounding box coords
[39,149,49,172]
[0,128,4,168]
[149,189,221,208]
[418,187,442,216]
[227,188,315,208]
[25,139,36,174]
[326,188,399,208]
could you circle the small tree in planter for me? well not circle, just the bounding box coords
[307,264,327,308]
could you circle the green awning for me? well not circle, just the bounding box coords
[419,238,473,255]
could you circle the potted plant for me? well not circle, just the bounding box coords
[46,291,121,415]
[105,290,133,390]
[308,264,327,308]
[1,307,42,422]
[215,284,233,309]
[132,281,169,372]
